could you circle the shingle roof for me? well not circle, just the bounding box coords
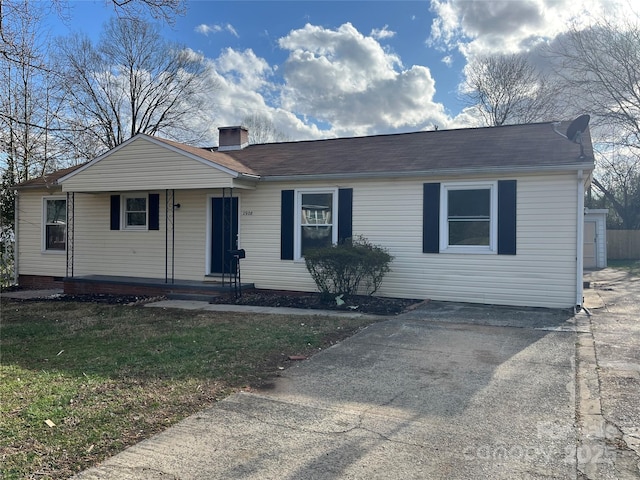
[16,163,86,189]
[151,136,258,176]
[225,121,594,178]
[15,121,594,189]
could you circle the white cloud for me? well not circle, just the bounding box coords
[191,23,460,143]
[278,23,449,136]
[190,48,323,144]
[449,106,484,129]
[214,48,271,91]
[195,23,239,38]
[370,25,396,40]
[428,0,634,59]
[426,0,635,121]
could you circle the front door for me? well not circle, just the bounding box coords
[211,197,239,274]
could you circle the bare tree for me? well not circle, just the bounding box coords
[551,18,640,151]
[0,0,67,182]
[56,17,212,152]
[1,0,62,67]
[591,153,640,229]
[107,0,186,24]
[241,113,290,144]
[0,1,187,285]
[550,17,640,228]
[463,54,561,126]
[0,0,70,285]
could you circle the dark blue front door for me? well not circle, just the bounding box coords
[211,197,238,274]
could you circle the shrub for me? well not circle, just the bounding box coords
[0,226,15,288]
[304,236,393,298]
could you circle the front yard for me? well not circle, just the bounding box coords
[0,299,382,479]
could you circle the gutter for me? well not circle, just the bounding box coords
[14,182,63,191]
[238,172,261,180]
[260,162,595,182]
[576,169,585,310]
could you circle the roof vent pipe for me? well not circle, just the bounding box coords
[218,126,249,151]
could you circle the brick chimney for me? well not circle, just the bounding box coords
[218,126,249,151]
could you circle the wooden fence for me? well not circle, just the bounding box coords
[607,230,640,260]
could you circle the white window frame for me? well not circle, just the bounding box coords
[294,188,338,260]
[439,181,498,254]
[122,193,149,231]
[42,196,66,253]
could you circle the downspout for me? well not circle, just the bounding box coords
[576,170,585,310]
[13,191,19,285]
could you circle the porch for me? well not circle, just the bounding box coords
[64,275,254,300]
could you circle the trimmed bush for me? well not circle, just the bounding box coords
[304,236,393,298]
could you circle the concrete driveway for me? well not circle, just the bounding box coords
[581,267,640,479]
[76,300,584,479]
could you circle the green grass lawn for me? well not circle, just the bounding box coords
[0,300,381,479]
[608,259,640,275]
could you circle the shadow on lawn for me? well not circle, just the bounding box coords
[0,297,383,384]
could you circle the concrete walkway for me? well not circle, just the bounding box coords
[75,300,581,479]
[146,299,373,318]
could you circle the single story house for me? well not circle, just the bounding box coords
[14,121,595,309]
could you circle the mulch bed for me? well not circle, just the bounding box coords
[5,292,160,305]
[4,288,420,315]
[210,289,420,315]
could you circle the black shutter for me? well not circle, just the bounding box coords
[423,183,440,253]
[110,195,120,230]
[497,180,517,255]
[280,190,295,260]
[338,188,353,242]
[149,193,160,230]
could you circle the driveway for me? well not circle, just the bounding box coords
[581,267,640,479]
[76,299,585,479]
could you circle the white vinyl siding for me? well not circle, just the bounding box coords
[71,191,208,280]
[60,137,237,192]
[18,172,580,308]
[239,173,579,308]
[17,191,67,276]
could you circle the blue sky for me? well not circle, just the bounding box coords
[45,0,633,143]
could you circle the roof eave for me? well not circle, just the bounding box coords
[259,162,595,182]
[14,183,63,191]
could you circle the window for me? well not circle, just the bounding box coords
[111,194,160,231]
[440,182,497,253]
[123,195,148,229]
[43,197,66,251]
[295,189,338,258]
[281,188,352,261]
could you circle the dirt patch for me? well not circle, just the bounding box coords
[210,289,420,315]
